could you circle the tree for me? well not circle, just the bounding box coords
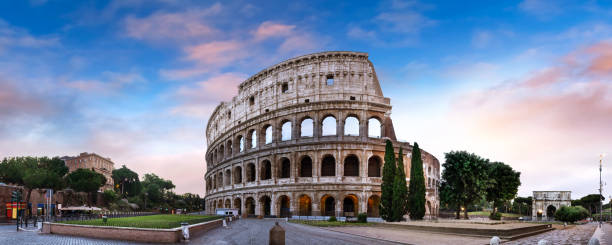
[380,140,396,221]
[141,173,175,208]
[439,151,489,219]
[577,194,605,214]
[486,162,521,215]
[407,143,426,220]
[555,206,589,223]
[66,168,107,207]
[513,196,533,216]
[392,147,408,221]
[112,165,142,198]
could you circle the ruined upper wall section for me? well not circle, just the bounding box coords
[206,51,390,145]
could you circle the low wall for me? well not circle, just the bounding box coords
[43,219,223,243]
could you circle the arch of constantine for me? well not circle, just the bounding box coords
[532,191,571,220]
[203,51,440,218]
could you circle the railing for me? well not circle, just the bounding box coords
[17,212,158,228]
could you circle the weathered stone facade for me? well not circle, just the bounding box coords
[203,51,440,218]
[532,191,571,219]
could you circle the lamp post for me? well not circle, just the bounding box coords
[599,154,605,227]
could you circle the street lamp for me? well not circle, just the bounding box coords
[600,154,606,227]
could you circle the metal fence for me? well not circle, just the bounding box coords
[17,212,158,228]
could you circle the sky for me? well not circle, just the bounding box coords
[0,0,611,199]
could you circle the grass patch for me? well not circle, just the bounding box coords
[468,211,522,218]
[289,220,374,227]
[58,214,222,229]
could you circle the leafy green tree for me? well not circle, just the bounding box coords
[513,196,532,215]
[102,189,119,204]
[555,206,589,223]
[66,168,107,207]
[141,173,175,208]
[486,162,521,215]
[577,194,605,214]
[112,165,142,198]
[392,147,408,221]
[380,140,396,221]
[407,143,426,220]
[439,151,490,219]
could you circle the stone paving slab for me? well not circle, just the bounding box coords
[327,226,493,245]
[505,223,596,245]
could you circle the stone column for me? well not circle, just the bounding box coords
[271,193,277,217]
[336,198,342,217]
[312,193,321,216]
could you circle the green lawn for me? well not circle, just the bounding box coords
[468,211,522,218]
[58,214,222,229]
[289,220,374,227]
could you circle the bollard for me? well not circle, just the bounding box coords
[490,236,500,245]
[181,222,190,241]
[269,222,285,245]
[538,240,551,245]
[102,215,108,223]
[588,237,600,245]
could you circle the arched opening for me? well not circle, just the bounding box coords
[245,197,255,216]
[546,205,556,218]
[321,155,336,176]
[344,116,359,136]
[261,160,272,180]
[234,198,242,215]
[426,201,432,217]
[234,166,242,184]
[368,156,382,177]
[278,195,291,218]
[298,195,312,216]
[264,125,273,144]
[246,163,256,182]
[213,200,217,211]
[225,199,231,208]
[224,169,231,186]
[321,195,336,216]
[281,121,292,141]
[219,145,224,161]
[343,195,359,217]
[217,173,223,187]
[217,200,223,208]
[299,156,312,177]
[280,158,291,178]
[344,155,359,177]
[367,195,381,217]
[227,140,232,156]
[249,129,257,148]
[238,135,244,152]
[368,118,382,138]
[260,196,271,216]
[322,116,337,136]
[300,118,313,137]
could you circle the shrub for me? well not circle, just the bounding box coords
[489,212,502,220]
[103,190,119,204]
[555,206,589,223]
[357,213,368,223]
[328,216,337,222]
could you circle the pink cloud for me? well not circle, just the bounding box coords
[123,3,221,42]
[253,21,295,41]
[184,40,246,66]
[0,77,50,119]
[585,41,612,75]
[171,73,246,118]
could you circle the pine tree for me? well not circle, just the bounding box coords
[408,142,426,220]
[392,148,408,221]
[380,139,396,221]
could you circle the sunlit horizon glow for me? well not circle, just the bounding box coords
[1,0,611,199]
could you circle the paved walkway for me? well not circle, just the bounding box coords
[505,223,596,245]
[327,226,493,245]
[0,224,143,245]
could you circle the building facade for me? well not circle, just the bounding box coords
[63,152,115,191]
[532,191,571,220]
[204,51,440,218]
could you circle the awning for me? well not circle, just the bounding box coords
[60,206,102,211]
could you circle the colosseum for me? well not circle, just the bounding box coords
[204,51,440,219]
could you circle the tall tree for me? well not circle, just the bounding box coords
[486,162,521,215]
[380,140,396,221]
[112,165,142,198]
[66,168,107,207]
[141,173,175,208]
[392,147,408,221]
[439,151,489,219]
[407,143,426,220]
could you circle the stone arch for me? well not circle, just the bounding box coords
[261,160,272,180]
[225,199,231,208]
[260,195,272,216]
[344,155,359,177]
[224,169,231,186]
[234,166,242,184]
[426,200,432,218]
[547,205,557,218]
[281,120,292,141]
[277,195,291,218]
[344,115,360,136]
[245,197,255,216]
[219,145,224,161]
[217,172,223,187]
[368,155,382,177]
[321,194,336,216]
[343,194,359,217]
[217,200,223,208]
[368,117,382,138]
[367,195,381,217]
[234,197,242,215]
[263,124,273,144]
[248,129,257,149]
[226,140,232,156]
[321,115,337,136]
[246,163,256,182]
[299,155,313,177]
[321,155,336,177]
[298,194,312,216]
[300,117,314,137]
[279,157,291,178]
[237,135,244,152]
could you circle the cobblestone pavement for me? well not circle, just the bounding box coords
[595,223,612,245]
[0,220,398,245]
[326,226,493,245]
[505,223,596,245]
